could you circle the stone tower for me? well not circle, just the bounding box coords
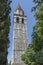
[11,4,28,65]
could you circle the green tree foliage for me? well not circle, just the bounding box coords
[0,0,11,65]
[22,0,43,65]
[22,47,43,65]
[31,0,43,52]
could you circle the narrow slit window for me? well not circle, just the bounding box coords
[22,18,24,24]
[16,17,19,23]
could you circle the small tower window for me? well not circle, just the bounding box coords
[16,17,19,23]
[22,18,24,24]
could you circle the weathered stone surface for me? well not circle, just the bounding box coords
[11,4,28,65]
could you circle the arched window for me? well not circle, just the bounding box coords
[16,17,19,23]
[22,18,24,24]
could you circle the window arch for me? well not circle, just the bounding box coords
[22,18,24,24]
[16,17,19,23]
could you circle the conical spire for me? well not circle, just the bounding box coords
[16,3,22,10]
[14,3,24,15]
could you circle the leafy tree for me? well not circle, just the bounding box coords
[22,0,43,65]
[22,47,43,65]
[0,0,11,65]
[31,0,43,52]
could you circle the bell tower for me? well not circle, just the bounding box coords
[11,4,28,65]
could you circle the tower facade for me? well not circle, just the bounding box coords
[11,4,28,65]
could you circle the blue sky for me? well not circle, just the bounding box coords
[8,0,36,63]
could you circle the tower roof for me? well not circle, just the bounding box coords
[16,4,23,11]
[14,4,24,15]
